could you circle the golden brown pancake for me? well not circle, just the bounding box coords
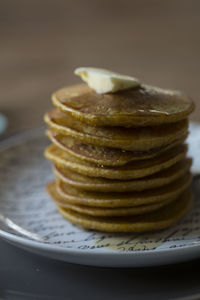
[44,109,188,151]
[52,83,195,127]
[45,143,187,180]
[54,159,192,192]
[44,78,195,232]
[47,181,179,217]
[47,129,188,167]
[56,172,192,207]
[57,189,192,232]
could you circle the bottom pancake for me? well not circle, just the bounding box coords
[57,190,192,232]
[47,181,178,217]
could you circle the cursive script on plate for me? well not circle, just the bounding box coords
[0,127,200,253]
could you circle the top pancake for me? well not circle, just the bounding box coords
[52,83,194,127]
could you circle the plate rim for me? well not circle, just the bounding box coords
[0,126,200,264]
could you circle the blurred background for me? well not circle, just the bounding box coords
[0,0,200,136]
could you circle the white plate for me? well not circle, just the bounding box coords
[0,123,200,268]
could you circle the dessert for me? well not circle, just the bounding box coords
[44,68,195,232]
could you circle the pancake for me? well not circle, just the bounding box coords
[47,181,179,217]
[57,189,192,232]
[47,129,188,167]
[44,74,195,232]
[56,172,192,207]
[54,159,192,192]
[45,144,187,180]
[44,109,188,151]
[52,83,195,127]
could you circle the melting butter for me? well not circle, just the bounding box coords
[74,67,141,94]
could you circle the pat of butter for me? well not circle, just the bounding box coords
[74,67,140,94]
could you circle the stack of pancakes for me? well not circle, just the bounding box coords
[44,84,195,232]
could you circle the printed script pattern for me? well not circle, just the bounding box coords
[0,123,199,253]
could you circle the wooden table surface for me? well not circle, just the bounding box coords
[0,0,200,136]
